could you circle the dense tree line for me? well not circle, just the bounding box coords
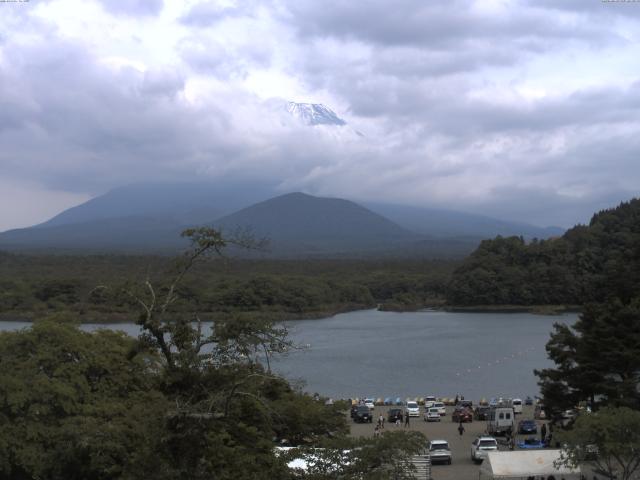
[0,254,455,321]
[529,198,640,464]
[447,198,640,306]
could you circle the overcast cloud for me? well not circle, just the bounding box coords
[0,0,639,230]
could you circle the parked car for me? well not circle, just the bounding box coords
[424,396,437,408]
[517,419,538,434]
[428,440,452,465]
[512,398,523,414]
[424,407,441,422]
[406,401,420,417]
[470,436,498,464]
[388,408,403,423]
[364,398,375,410]
[474,406,491,421]
[452,407,473,423]
[525,396,534,406]
[433,401,446,416]
[353,405,373,423]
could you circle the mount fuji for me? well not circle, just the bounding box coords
[286,102,347,126]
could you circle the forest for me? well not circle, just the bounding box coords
[0,253,455,322]
[2,199,639,324]
[447,198,640,307]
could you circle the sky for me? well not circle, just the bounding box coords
[1,0,639,231]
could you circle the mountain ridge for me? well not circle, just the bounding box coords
[0,183,565,257]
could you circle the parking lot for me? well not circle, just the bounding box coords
[349,404,546,480]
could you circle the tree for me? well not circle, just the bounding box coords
[0,318,168,480]
[287,430,428,479]
[536,297,640,418]
[556,407,640,480]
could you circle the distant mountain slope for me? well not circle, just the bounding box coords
[0,216,187,253]
[365,202,564,239]
[0,181,562,257]
[1,191,462,257]
[39,181,276,229]
[214,192,420,254]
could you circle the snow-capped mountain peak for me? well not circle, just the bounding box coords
[286,102,346,126]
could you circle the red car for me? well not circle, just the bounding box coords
[452,407,473,423]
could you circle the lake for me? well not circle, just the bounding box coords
[0,309,577,402]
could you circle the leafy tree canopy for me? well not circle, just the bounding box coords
[556,407,640,480]
[448,198,640,306]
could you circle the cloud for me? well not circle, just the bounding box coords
[0,180,89,232]
[180,1,256,27]
[95,0,164,17]
[0,0,639,230]
[285,0,616,48]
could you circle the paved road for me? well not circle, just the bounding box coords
[349,404,546,480]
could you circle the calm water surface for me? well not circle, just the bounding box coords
[272,309,577,401]
[1,309,577,401]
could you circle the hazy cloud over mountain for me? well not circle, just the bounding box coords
[1,0,639,230]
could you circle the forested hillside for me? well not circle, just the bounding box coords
[447,198,640,306]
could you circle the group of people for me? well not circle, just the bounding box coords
[373,410,412,436]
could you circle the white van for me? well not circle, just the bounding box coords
[486,407,514,436]
[512,398,523,414]
[424,396,437,408]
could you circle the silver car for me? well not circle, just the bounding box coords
[470,436,498,464]
[429,440,452,465]
[424,407,441,422]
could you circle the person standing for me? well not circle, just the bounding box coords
[541,422,547,444]
[378,413,384,428]
[458,422,465,436]
[404,410,410,428]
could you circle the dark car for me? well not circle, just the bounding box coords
[353,405,373,423]
[388,408,403,423]
[350,404,360,418]
[452,407,473,423]
[474,406,490,421]
[525,396,534,406]
[518,419,538,434]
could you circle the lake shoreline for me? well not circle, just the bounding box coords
[0,302,376,324]
[0,303,581,324]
